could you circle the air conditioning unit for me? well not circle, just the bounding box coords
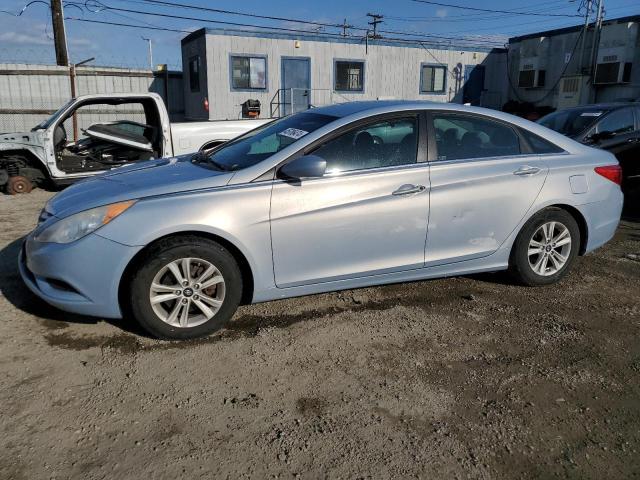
[594,60,632,84]
[594,21,638,84]
[518,57,546,88]
[518,68,546,88]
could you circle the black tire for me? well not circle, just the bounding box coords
[128,236,243,339]
[509,207,580,286]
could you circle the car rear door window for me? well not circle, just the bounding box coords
[433,114,520,161]
[519,129,564,154]
[312,116,419,174]
[595,108,635,135]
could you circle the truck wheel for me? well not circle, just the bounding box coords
[6,176,33,195]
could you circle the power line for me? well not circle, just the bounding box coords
[65,16,190,32]
[115,0,349,31]
[78,2,503,47]
[409,0,583,17]
[386,1,576,23]
[103,0,503,46]
[64,16,500,51]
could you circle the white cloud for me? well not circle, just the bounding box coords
[436,8,448,18]
[0,28,96,50]
[0,31,50,46]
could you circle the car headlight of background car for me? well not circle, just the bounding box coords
[34,200,136,244]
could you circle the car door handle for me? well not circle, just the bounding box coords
[628,138,639,144]
[392,184,426,196]
[513,166,541,176]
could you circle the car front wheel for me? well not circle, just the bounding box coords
[128,236,242,339]
[509,208,580,286]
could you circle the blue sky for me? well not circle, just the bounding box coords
[0,0,637,69]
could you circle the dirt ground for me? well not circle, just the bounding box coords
[1,188,639,480]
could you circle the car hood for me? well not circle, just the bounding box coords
[46,155,234,219]
[0,130,44,149]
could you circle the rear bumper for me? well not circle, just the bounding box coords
[19,233,142,319]
[577,189,624,254]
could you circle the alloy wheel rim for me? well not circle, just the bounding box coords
[527,221,572,277]
[149,257,226,328]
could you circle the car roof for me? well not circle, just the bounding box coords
[556,102,639,113]
[309,100,439,118]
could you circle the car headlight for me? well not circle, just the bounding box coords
[35,200,136,244]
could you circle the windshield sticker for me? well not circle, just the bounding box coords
[278,128,309,140]
[580,112,603,117]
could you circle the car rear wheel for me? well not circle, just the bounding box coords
[509,208,580,286]
[128,236,242,339]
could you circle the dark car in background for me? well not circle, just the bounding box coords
[538,103,640,188]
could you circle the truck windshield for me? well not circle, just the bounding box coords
[206,112,338,171]
[538,108,607,137]
[31,99,75,131]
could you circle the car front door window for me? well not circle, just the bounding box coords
[596,108,635,135]
[311,117,419,174]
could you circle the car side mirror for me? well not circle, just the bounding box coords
[278,154,326,181]
[590,130,615,143]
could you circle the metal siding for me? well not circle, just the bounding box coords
[197,33,507,120]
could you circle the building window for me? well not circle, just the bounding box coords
[334,60,364,92]
[231,55,267,90]
[189,56,200,92]
[420,65,446,94]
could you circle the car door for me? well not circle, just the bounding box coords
[587,107,638,159]
[426,111,549,266]
[270,113,430,288]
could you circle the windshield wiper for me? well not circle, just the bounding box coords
[191,151,232,171]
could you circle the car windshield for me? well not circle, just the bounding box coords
[206,112,338,171]
[538,108,608,136]
[31,99,75,131]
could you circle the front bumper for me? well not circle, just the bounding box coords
[19,232,143,319]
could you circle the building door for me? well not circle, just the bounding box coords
[463,64,485,105]
[282,57,311,115]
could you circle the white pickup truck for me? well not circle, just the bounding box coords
[0,93,271,194]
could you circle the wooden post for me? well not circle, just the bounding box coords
[50,0,69,66]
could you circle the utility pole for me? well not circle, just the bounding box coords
[366,13,383,39]
[142,37,153,70]
[342,18,351,37]
[589,0,604,77]
[50,0,69,66]
[578,0,593,75]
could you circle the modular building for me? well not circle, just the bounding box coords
[507,15,640,110]
[181,28,508,121]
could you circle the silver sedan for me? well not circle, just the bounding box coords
[20,101,623,339]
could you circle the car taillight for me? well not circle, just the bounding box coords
[594,165,622,185]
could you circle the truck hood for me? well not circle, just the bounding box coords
[0,130,44,149]
[46,154,234,219]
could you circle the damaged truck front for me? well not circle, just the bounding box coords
[0,93,270,194]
